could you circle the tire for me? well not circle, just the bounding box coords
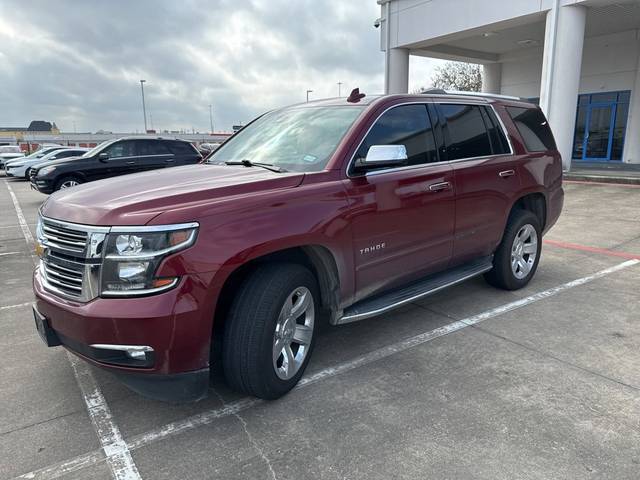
[24,168,31,180]
[222,263,319,399]
[484,209,542,291]
[55,176,83,191]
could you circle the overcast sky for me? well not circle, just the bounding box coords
[0,0,442,133]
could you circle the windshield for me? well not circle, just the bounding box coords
[208,106,364,172]
[82,140,115,157]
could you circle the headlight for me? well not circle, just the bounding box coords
[100,223,198,296]
[38,166,56,176]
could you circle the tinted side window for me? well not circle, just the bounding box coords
[168,141,197,156]
[137,140,171,155]
[106,141,136,158]
[506,106,556,152]
[56,150,82,158]
[480,106,510,154]
[355,104,437,168]
[440,104,492,160]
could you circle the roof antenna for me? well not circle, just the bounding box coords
[347,88,366,103]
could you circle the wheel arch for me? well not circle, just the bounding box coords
[509,191,547,230]
[209,244,342,363]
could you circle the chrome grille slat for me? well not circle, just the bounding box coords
[41,219,88,255]
[45,275,83,292]
[44,266,83,285]
[42,225,87,241]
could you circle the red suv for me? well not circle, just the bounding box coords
[32,92,563,401]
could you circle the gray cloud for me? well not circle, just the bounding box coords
[0,0,388,133]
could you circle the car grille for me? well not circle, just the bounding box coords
[42,256,84,297]
[38,217,108,302]
[41,219,88,255]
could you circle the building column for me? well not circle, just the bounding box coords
[482,63,502,94]
[388,48,409,94]
[539,4,587,171]
[623,43,640,164]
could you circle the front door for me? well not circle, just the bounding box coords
[583,103,616,161]
[343,103,455,302]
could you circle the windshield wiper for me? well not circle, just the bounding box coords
[224,159,286,173]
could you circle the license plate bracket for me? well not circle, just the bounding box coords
[33,306,61,347]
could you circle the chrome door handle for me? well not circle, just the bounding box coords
[428,181,452,192]
[499,169,515,178]
[126,161,135,165]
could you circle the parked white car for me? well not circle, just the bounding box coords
[4,144,65,169]
[0,145,25,168]
[5,147,89,179]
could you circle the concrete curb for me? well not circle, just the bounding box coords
[563,173,640,185]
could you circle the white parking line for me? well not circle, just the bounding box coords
[0,251,20,256]
[0,302,32,311]
[5,181,142,480]
[14,257,638,480]
[67,355,142,480]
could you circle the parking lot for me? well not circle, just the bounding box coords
[1,175,639,480]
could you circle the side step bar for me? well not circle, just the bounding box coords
[337,256,493,324]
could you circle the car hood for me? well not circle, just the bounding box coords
[41,164,305,226]
[34,156,86,171]
[0,153,25,160]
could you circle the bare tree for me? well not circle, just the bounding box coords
[416,61,482,93]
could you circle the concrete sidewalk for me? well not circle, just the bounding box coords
[565,162,640,185]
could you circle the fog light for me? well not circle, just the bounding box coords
[126,349,147,360]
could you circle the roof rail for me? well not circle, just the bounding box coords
[420,89,529,102]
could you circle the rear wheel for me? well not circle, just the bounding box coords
[24,168,31,179]
[55,176,83,191]
[222,263,318,399]
[484,209,541,290]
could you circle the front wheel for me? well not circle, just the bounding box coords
[222,263,319,399]
[484,209,542,290]
[55,176,83,191]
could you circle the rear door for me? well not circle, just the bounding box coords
[343,103,455,302]
[135,140,175,172]
[436,102,519,265]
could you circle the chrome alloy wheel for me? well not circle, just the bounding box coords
[273,286,315,380]
[511,223,538,279]
[60,179,79,189]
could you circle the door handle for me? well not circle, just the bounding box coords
[498,169,515,178]
[126,161,135,165]
[428,181,452,192]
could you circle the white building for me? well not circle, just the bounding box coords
[378,0,640,169]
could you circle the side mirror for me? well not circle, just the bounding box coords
[98,152,109,161]
[360,145,408,169]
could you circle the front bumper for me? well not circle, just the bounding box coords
[30,178,54,194]
[33,266,215,402]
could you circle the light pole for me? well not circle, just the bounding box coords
[306,89,313,102]
[139,79,148,133]
[337,82,343,97]
[209,104,214,134]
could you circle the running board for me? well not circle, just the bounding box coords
[337,256,493,325]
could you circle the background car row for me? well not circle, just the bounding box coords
[2,137,205,194]
[29,137,203,193]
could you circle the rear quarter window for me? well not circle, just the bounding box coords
[506,106,556,152]
[167,141,198,156]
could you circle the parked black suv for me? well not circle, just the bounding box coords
[30,137,202,193]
